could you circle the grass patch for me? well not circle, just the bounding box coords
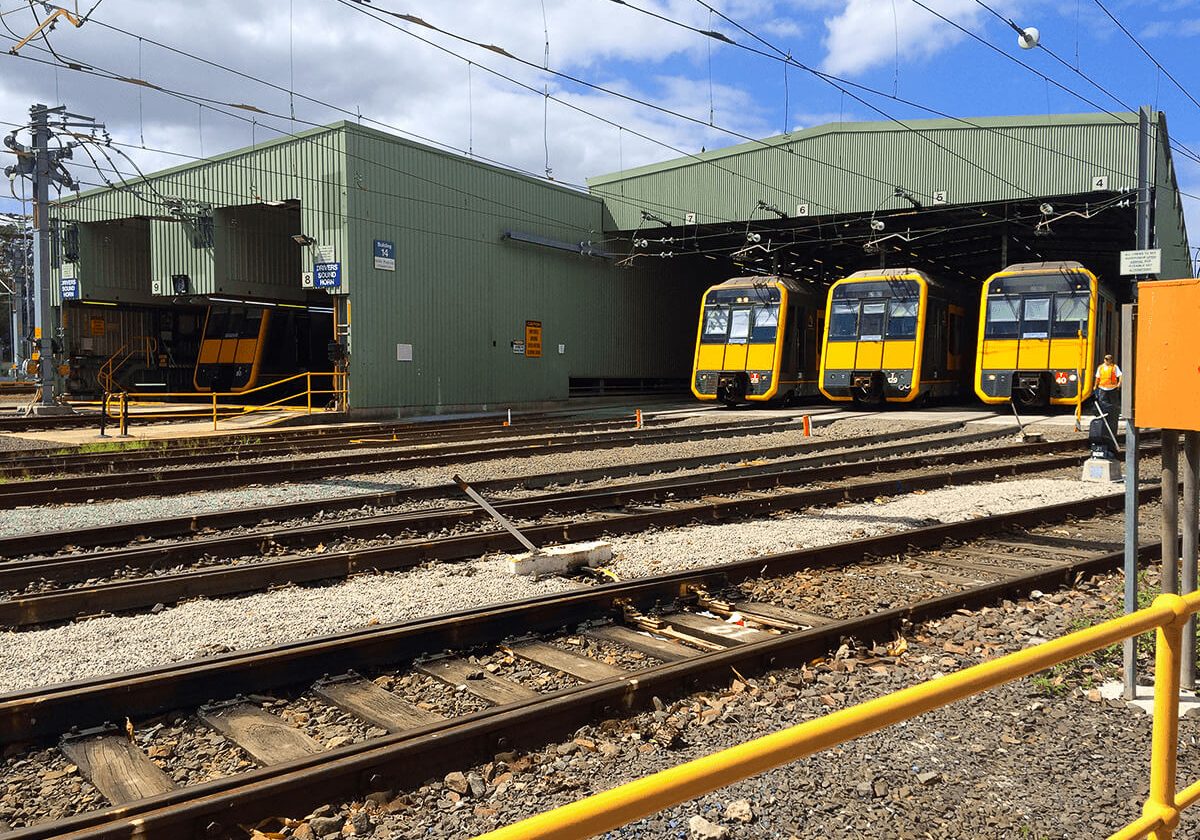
[72,439,170,455]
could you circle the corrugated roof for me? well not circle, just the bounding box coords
[587,112,1141,185]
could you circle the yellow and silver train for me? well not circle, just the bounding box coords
[194,302,334,393]
[818,268,970,405]
[974,261,1118,408]
[691,276,823,406]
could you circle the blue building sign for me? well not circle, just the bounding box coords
[313,261,342,289]
[60,277,80,300]
[374,239,395,271]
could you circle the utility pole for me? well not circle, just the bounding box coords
[1122,105,1153,699]
[4,104,101,414]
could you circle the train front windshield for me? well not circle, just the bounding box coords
[828,280,920,341]
[701,287,780,344]
[984,273,1092,339]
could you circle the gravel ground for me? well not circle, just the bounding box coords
[0,474,1124,694]
[597,476,1122,580]
[0,415,957,538]
[300,568,1187,840]
[0,434,60,452]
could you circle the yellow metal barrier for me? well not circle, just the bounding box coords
[477,591,1200,840]
[100,370,348,431]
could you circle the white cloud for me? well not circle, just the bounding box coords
[819,0,1011,76]
[0,0,806,197]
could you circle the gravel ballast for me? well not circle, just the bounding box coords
[301,570,1187,840]
[0,416,968,538]
[0,476,1122,694]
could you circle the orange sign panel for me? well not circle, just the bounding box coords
[524,320,542,358]
[1135,278,1200,432]
[90,317,106,337]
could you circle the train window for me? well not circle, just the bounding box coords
[728,308,752,343]
[1021,297,1050,338]
[1052,293,1090,337]
[241,308,265,339]
[886,299,919,339]
[750,305,779,343]
[859,302,885,341]
[829,301,859,340]
[985,298,1020,338]
[702,306,729,343]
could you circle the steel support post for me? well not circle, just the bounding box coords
[1184,432,1200,688]
[29,105,54,406]
[1163,433,1180,595]
[1123,105,1154,700]
[1123,303,1140,699]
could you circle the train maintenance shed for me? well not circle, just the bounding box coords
[47,109,1191,416]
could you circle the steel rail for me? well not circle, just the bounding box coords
[0,484,1156,748]
[0,413,694,477]
[0,438,1096,626]
[0,419,977,558]
[0,496,1162,840]
[0,423,1009,569]
[0,418,791,507]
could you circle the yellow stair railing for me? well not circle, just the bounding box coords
[97,336,156,393]
[477,591,1200,840]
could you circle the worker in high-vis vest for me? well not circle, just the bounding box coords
[1094,353,1123,418]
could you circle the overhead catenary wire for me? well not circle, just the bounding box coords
[2,6,1175,272]
[612,0,1200,205]
[0,28,755,233]
[955,0,1200,168]
[1088,0,1200,117]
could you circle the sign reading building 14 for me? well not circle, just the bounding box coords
[374,239,395,271]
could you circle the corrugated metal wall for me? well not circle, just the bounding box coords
[52,125,348,301]
[51,218,155,305]
[1153,113,1194,279]
[215,204,304,300]
[589,114,1148,231]
[343,125,693,411]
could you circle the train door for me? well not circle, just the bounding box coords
[1016,296,1051,370]
[781,304,800,381]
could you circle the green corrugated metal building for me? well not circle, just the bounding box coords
[51,122,695,411]
[48,110,1191,413]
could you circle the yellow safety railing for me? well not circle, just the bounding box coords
[97,336,157,393]
[99,370,348,431]
[477,590,1200,840]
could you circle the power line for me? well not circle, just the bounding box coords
[1088,0,1200,117]
[0,26,755,232]
[609,0,1200,206]
[943,0,1200,168]
[334,0,847,216]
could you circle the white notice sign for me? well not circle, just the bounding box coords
[315,244,336,264]
[1119,249,1161,276]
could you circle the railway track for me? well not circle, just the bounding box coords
[0,417,980,558]
[0,432,1124,626]
[0,416,795,506]
[0,487,1162,839]
[0,411,699,477]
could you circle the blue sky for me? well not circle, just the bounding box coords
[0,0,1197,260]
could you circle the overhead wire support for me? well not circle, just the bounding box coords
[6,2,79,54]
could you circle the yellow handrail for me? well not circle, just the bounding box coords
[101,369,348,430]
[477,590,1200,840]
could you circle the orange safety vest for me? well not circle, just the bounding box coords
[1097,363,1119,389]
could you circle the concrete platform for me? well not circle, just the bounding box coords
[1101,680,1200,719]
